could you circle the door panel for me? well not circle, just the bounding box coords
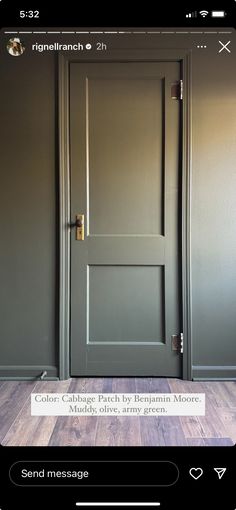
[70,61,181,376]
[88,76,163,235]
[89,265,164,343]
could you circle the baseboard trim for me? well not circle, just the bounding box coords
[0,365,59,381]
[192,365,236,380]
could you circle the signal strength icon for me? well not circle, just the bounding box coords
[186,11,197,18]
[199,10,209,17]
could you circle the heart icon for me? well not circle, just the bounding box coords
[189,467,203,480]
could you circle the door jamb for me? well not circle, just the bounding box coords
[58,49,192,380]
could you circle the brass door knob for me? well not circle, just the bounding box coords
[71,214,84,240]
[75,217,83,228]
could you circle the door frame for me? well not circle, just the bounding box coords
[58,48,192,380]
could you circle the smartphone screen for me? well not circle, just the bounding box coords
[0,2,236,509]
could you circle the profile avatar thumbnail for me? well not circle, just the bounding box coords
[7,37,25,56]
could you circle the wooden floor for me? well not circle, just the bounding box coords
[0,378,235,446]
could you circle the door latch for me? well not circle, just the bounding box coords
[71,214,85,240]
[76,214,84,240]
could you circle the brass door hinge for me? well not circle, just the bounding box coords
[171,333,183,354]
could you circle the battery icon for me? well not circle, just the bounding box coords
[211,11,226,17]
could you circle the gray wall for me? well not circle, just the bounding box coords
[191,48,236,378]
[0,30,235,379]
[0,44,58,378]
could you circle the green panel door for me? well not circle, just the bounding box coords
[70,61,181,376]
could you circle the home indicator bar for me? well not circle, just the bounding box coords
[75,504,161,507]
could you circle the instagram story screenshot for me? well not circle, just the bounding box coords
[0,1,236,508]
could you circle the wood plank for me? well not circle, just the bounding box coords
[158,415,188,446]
[168,380,236,408]
[224,382,236,404]
[197,396,228,438]
[139,415,188,446]
[2,380,71,446]
[95,378,141,446]
[187,438,234,446]
[168,378,212,439]
[168,378,205,393]
[168,379,229,439]
[49,378,104,446]
[217,406,236,442]
[206,382,236,408]
[135,377,171,393]
[135,378,187,446]
[0,381,37,442]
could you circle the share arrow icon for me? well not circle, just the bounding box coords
[214,468,227,479]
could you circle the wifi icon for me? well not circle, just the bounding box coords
[199,10,209,17]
